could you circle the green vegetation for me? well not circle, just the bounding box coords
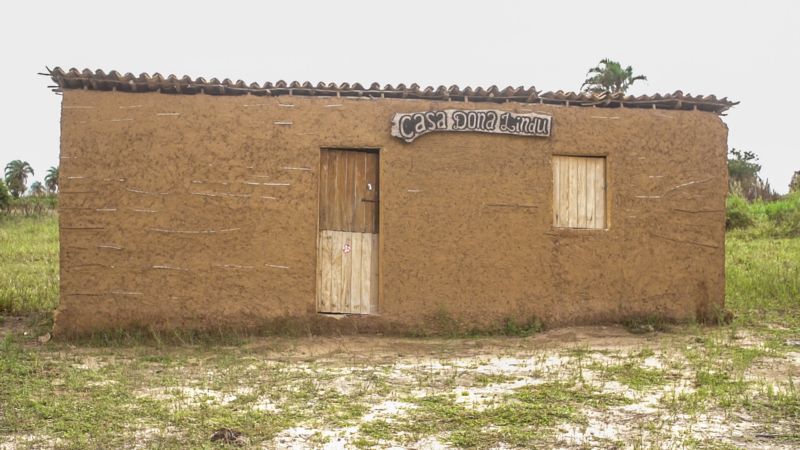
[727,192,800,238]
[790,171,800,193]
[474,373,518,386]
[3,159,34,198]
[0,180,10,210]
[28,181,45,197]
[44,166,59,194]
[501,315,544,337]
[372,383,629,448]
[422,308,545,337]
[0,336,297,448]
[0,215,58,314]
[589,360,666,391]
[621,315,672,334]
[726,237,800,328]
[580,58,647,93]
[0,160,58,214]
[3,195,58,216]
[727,148,777,201]
[725,194,755,230]
[727,149,761,184]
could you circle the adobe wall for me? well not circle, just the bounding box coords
[54,90,728,335]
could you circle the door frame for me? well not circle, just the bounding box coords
[315,147,381,314]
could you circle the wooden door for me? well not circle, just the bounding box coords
[317,149,379,314]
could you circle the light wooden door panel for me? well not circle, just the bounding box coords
[316,230,378,314]
[317,149,379,314]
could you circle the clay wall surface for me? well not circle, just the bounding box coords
[55,90,728,335]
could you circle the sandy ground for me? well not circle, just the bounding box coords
[2,325,798,449]
[244,327,796,449]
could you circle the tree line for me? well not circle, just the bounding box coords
[0,161,59,213]
[727,149,800,201]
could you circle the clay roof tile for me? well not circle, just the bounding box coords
[45,67,737,113]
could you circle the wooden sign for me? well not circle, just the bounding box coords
[391,109,552,142]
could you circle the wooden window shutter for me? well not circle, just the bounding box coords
[552,156,606,229]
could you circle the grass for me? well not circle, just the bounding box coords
[725,191,800,333]
[474,373,518,386]
[1,209,799,448]
[373,382,630,448]
[749,192,800,223]
[589,360,666,391]
[0,215,58,314]
[1,334,379,448]
[727,192,800,239]
[726,237,800,328]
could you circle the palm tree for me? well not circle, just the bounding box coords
[4,160,34,198]
[45,166,59,193]
[581,59,647,94]
[29,181,46,197]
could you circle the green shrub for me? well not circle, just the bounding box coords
[740,192,800,238]
[765,193,800,237]
[502,316,544,337]
[726,190,799,238]
[726,194,755,230]
[774,208,800,237]
[755,192,799,220]
[0,180,10,210]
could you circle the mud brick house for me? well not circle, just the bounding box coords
[47,67,736,335]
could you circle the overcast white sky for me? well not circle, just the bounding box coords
[1,0,797,192]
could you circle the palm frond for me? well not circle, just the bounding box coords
[580,59,647,93]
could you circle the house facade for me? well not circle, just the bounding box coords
[50,68,735,335]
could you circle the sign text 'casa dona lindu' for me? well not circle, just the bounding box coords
[391,109,552,143]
